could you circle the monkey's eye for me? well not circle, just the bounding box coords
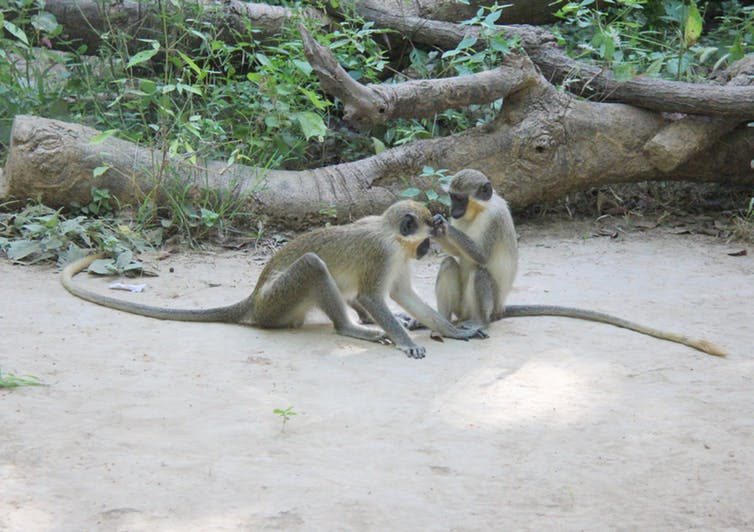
[449,193,465,203]
[399,214,418,236]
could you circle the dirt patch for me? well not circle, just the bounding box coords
[1,223,753,530]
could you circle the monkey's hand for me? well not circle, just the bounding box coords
[396,342,427,359]
[431,213,448,238]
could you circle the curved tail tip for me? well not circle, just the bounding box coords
[692,339,727,357]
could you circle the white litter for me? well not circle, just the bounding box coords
[108,282,146,293]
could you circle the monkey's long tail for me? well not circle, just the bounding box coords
[61,253,252,322]
[502,304,727,357]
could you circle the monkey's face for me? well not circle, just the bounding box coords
[386,200,433,260]
[447,169,493,221]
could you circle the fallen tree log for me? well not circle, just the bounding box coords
[332,0,559,25]
[41,0,328,52]
[642,56,754,172]
[3,104,752,229]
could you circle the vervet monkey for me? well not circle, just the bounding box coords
[62,200,486,359]
[424,169,726,357]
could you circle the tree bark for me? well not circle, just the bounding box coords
[43,0,328,53]
[336,0,559,25]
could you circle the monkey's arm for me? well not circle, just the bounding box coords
[433,215,491,266]
[355,293,426,358]
[389,275,488,340]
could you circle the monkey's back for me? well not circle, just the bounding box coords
[253,222,392,298]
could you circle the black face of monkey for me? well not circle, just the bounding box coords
[449,192,469,219]
[416,237,430,259]
[449,182,492,219]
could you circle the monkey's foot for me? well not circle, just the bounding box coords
[394,312,427,331]
[456,320,490,339]
[397,343,426,359]
[337,324,389,343]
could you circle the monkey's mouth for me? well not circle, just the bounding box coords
[450,196,468,219]
[416,238,430,259]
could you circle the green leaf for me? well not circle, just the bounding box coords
[21,223,46,234]
[489,35,511,53]
[299,87,328,110]
[115,250,133,271]
[123,261,144,272]
[372,136,385,154]
[684,1,703,48]
[126,41,160,68]
[177,50,203,78]
[457,35,478,50]
[92,165,110,178]
[264,114,280,128]
[6,240,40,261]
[89,129,118,145]
[293,59,313,76]
[255,53,272,67]
[140,79,157,94]
[294,111,327,141]
[200,208,219,227]
[87,259,117,275]
[3,20,29,46]
[0,371,45,388]
[646,57,664,76]
[177,83,202,96]
[31,12,59,34]
[483,10,502,27]
[59,218,85,236]
[400,188,422,198]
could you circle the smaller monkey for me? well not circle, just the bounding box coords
[420,169,726,357]
[62,200,486,359]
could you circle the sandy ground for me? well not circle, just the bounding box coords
[1,222,753,531]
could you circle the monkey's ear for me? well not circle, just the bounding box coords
[478,182,493,201]
[400,214,418,236]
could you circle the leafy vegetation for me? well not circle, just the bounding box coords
[273,406,297,432]
[0,368,45,388]
[554,0,754,81]
[0,202,152,272]
[399,166,453,208]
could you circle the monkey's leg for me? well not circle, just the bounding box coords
[349,300,375,324]
[469,266,498,325]
[436,256,462,321]
[254,253,386,343]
